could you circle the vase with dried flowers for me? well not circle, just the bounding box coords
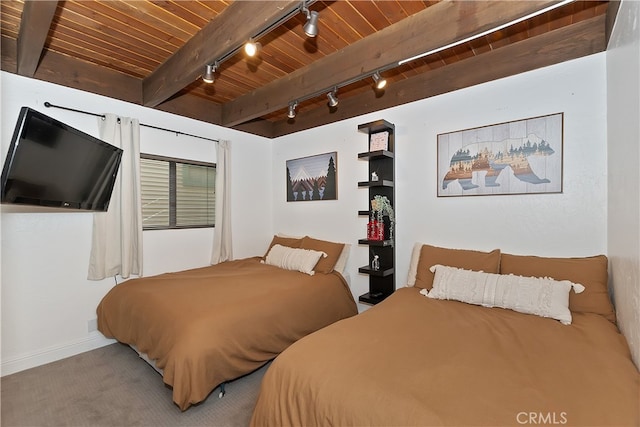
[369,195,395,242]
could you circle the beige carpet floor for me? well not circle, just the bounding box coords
[1,343,269,427]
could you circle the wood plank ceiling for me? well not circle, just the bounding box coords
[0,1,613,139]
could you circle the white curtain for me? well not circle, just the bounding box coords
[87,114,143,280]
[211,139,233,264]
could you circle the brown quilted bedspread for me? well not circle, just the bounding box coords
[97,257,357,410]
[251,287,639,426]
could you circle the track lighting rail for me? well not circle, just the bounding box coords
[202,0,390,117]
[283,0,576,120]
[203,0,318,83]
[284,64,394,116]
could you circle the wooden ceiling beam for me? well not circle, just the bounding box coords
[16,0,59,77]
[156,93,223,126]
[30,48,142,104]
[232,118,275,139]
[142,0,300,108]
[271,14,606,138]
[222,0,560,127]
[2,34,249,131]
[1,35,18,73]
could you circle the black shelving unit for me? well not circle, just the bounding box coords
[357,119,395,305]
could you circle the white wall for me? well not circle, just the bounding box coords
[607,0,640,368]
[272,54,608,312]
[0,72,273,375]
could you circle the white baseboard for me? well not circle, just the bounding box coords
[1,333,116,377]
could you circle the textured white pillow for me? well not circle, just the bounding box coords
[263,244,326,276]
[424,264,586,325]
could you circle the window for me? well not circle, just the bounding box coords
[140,154,216,230]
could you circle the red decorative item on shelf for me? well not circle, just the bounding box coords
[367,220,384,241]
[367,221,375,240]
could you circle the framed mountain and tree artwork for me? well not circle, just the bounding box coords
[286,152,337,202]
[437,113,563,197]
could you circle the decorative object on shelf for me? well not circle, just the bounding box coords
[367,217,384,241]
[286,152,337,202]
[369,131,389,151]
[371,171,379,181]
[370,195,395,241]
[371,254,380,271]
[438,112,563,197]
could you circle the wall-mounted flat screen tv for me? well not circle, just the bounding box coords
[1,107,123,212]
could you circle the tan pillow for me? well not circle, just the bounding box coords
[414,244,501,290]
[300,236,345,274]
[499,253,616,323]
[263,235,303,258]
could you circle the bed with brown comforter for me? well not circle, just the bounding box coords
[250,245,639,426]
[97,256,357,410]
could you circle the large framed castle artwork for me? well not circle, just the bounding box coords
[437,113,563,197]
[286,152,337,202]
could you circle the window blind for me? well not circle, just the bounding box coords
[140,155,215,229]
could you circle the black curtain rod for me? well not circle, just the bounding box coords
[43,101,219,143]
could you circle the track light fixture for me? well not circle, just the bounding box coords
[288,101,298,119]
[372,71,387,90]
[301,1,319,38]
[244,39,261,57]
[304,11,319,37]
[327,89,338,107]
[202,63,217,84]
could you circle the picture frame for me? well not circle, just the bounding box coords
[286,152,337,201]
[437,113,563,197]
[369,131,389,152]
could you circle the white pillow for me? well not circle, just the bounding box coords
[406,242,423,286]
[263,244,326,276]
[423,264,586,325]
[333,243,351,276]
